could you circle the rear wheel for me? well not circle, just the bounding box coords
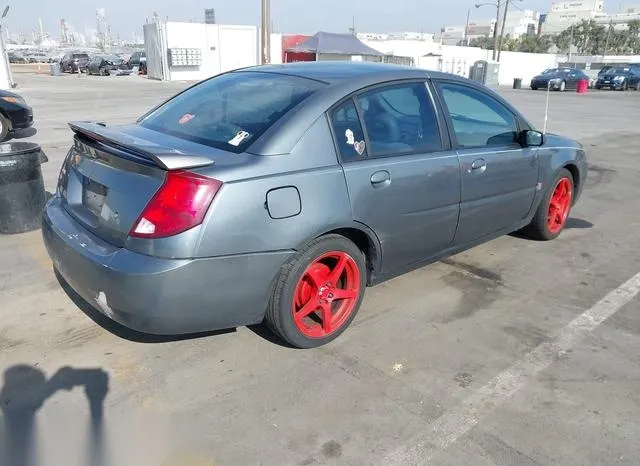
[559,80,566,92]
[266,234,366,348]
[636,82,640,91]
[524,168,574,241]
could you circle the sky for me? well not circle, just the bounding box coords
[4,0,628,40]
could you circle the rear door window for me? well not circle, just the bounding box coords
[139,71,325,152]
[330,99,368,161]
[356,82,441,156]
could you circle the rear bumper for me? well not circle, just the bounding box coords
[42,196,294,335]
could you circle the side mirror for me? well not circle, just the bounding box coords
[523,130,544,147]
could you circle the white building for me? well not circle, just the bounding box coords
[441,10,539,45]
[541,0,640,34]
[541,0,605,34]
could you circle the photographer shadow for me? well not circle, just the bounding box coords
[0,364,109,466]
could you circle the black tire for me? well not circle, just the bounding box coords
[101,68,110,76]
[266,234,366,348]
[523,168,574,241]
[0,114,9,142]
[558,80,566,92]
[531,87,538,91]
[636,82,640,91]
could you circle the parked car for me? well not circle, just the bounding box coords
[87,55,133,76]
[43,62,588,348]
[60,52,91,73]
[127,51,146,68]
[530,68,590,91]
[595,66,640,90]
[0,89,34,141]
[8,52,28,64]
[25,52,52,63]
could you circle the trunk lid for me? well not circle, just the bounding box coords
[58,121,220,247]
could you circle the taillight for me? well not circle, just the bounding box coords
[130,170,222,239]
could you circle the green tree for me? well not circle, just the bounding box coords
[468,36,494,50]
[518,35,553,53]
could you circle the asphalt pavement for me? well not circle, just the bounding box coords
[1,73,639,466]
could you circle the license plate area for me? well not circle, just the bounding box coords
[82,177,108,217]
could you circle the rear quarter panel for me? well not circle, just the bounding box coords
[194,116,354,257]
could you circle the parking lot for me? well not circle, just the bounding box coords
[2,72,640,466]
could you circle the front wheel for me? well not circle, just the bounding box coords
[559,80,566,92]
[266,234,366,348]
[524,168,574,241]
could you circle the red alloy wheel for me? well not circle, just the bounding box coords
[292,251,361,338]
[547,177,573,235]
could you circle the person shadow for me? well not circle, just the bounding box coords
[0,365,109,466]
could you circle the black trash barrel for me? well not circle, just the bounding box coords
[0,142,49,234]
[513,78,522,89]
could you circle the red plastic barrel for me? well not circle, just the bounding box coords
[577,79,588,94]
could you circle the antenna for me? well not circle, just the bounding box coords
[543,80,551,134]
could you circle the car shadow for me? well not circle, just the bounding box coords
[54,269,236,344]
[511,217,593,240]
[564,218,594,229]
[0,363,109,466]
[246,323,296,348]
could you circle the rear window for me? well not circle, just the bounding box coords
[139,71,325,152]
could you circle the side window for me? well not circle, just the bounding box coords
[356,82,441,157]
[437,82,519,148]
[329,99,368,162]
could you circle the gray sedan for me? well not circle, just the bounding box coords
[42,62,588,348]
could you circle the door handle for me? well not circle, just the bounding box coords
[469,158,487,173]
[370,170,391,186]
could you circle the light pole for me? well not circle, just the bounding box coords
[475,1,501,61]
[260,0,271,64]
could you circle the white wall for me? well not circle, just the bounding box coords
[165,22,217,81]
[218,25,258,72]
[365,39,559,86]
[154,22,257,82]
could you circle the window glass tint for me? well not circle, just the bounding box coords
[357,82,441,156]
[439,83,519,148]
[140,71,325,152]
[330,99,368,161]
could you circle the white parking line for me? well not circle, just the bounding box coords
[382,271,640,466]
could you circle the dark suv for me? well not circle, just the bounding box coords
[60,52,91,73]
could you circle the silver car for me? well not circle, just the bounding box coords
[42,62,588,348]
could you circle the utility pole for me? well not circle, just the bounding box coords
[492,0,501,61]
[497,0,510,61]
[568,23,573,61]
[464,8,471,46]
[260,0,271,64]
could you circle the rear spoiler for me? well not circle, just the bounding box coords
[68,121,215,170]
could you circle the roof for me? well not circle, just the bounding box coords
[285,31,383,57]
[241,61,437,84]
